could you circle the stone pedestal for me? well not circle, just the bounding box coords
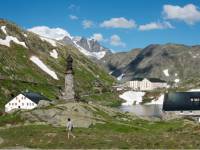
[63,72,75,101]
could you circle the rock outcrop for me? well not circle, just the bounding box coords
[19,102,105,128]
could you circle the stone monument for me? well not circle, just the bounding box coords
[63,54,75,101]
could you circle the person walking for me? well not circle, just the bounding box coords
[67,118,75,139]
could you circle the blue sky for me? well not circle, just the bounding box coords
[0,0,200,52]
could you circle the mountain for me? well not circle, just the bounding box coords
[100,48,141,78]
[116,43,200,88]
[58,36,111,60]
[0,19,115,110]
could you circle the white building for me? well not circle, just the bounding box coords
[127,78,168,91]
[5,92,49,112]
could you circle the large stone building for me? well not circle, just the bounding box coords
[126,78,168,91]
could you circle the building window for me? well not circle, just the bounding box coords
[15,103,17,106]
[22,103,24,106]
[27,103,29,106]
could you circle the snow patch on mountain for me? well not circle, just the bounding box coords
[30,56,58,80]
[73,41,106,60]
[87,40,91,49]
[119,91,145,105]
[117,73,124,81]
[163,69,169,77]
[1,26,7,34]
[174,78,180,83]
[50,49,58,59]
[0,36,27,48]
[109,71,113,75]
[40,37,57,47]
[0,26,27,48]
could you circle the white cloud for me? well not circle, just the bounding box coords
[28,26,72,40]
[68,4,80,11]
[139,21,174,31]
[110,34,126,47]
[163,4,200,25]
[90,33,104,42]
[82,20,94,29]
[69,14,78,20]
[100,17,136,28]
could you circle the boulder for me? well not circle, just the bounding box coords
[37,100,52,108]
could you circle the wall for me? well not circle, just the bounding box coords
[5,94,37,112]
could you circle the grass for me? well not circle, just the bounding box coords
[0,112,24,126]
[82,92,123,107]
[0,119,200,149]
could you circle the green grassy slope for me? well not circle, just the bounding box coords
[0,19,116,110]
[0,118,199,149]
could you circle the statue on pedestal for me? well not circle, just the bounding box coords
[63,54,75,101]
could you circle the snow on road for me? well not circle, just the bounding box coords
[30,56,58,80]
[119,91,145,105]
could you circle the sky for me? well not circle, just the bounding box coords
[0,0,200,52]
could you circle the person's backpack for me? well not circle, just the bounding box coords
[71,124,74,131]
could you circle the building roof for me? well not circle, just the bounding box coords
[163,92,200,111]
[147,78,166,83]
[131,78,166,83]
[22,92,50,104]
[131,78,144,81]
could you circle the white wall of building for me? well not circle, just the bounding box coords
[5,94,37,112]
[127,78,168,91]
[140,78,153,91]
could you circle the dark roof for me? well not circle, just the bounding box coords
[132,78,144,81]
[132,78,166,83]
[22,92,50,104]
[147,78,166,83]
[163,92,200,111]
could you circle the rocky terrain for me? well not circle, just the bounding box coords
[60,36,111,60]
[103,43,200,89]
[101,48,141,76]
[18,101,132,128]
